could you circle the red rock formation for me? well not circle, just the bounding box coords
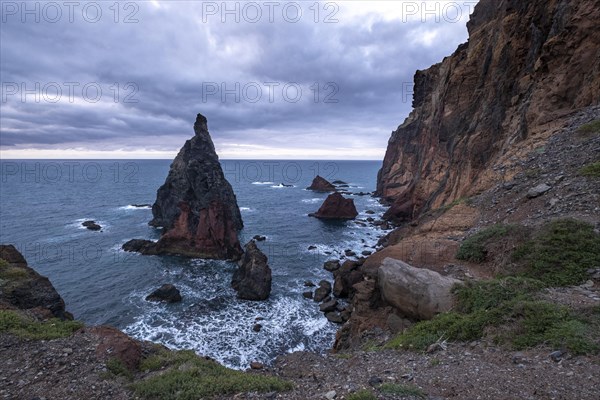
[376,0,600,222]
[306,175,336,192]
[309,192,358,220]
[125,114,244,260]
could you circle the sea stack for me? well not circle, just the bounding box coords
[309,192,358,220]
[231,240,272,301]
[148,113,243,259]
[306,175,336,192]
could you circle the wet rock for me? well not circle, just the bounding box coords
[345,249,357,257]
[253,324,262,332]
[122,239,159,255]
[319,299,338,313]
[314,281,332,303]
[306,175,336,192]
[231,240,272,301]
[82,220,101,231]
[304,281,316,287]
[333,260,363,298]
[250,361,264,370]
[325,312,344,324]
[332,180,347,185]
[324,260,341,272]
[253,235,267,241]
[303,291,313,299]
[131,204,151,208]
[309,193,359,220]
[145,284,182,303]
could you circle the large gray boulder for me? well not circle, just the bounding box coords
[378,258,462,320]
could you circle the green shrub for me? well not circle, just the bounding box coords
[513,219,600,286]
[577,120,600,137]
[347,390,377,400]
[386,278,599,355]
[379,383,425,398]
[106,357,133,380]
[456,224,515,262]
[0,310,82,340]
[132,349,292,400]
[580,162,600,178]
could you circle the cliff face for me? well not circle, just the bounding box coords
[377,0,600,222]
[150,114,244,259]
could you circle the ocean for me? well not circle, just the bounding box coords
[0,159,388,369]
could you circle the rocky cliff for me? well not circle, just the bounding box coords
[376,0,600,222]
[148,114,243,259]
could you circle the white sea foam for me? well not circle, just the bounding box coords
[240,207,254,212]
[301,198,322,204]
[119,205,151,210]
[252,181,274,185]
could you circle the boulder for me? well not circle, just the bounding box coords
[148,114,243,260]
[323,260,341,272]
[526,183,552,199]
[313,281,332,302]
[320,299,338,312]
[82,220,101,231]
[253,235,267,242]
[84,326,142,372]
[0,245,72,320]
[122,239,159,255]
[333,260,363,298]
[231,240,272,301]
[145,284,182,303]
[378,258,462,320]
[309,192,358,220]
[306,175,336,192]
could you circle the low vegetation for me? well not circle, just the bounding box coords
[577,119,600,138]
[386,277,599,355]
[456,224,519,263]
[579,162,600,178]
[347,390,377,400]
[106,357,134,381]
[379,383,426,398]
[0,310,83,340]
[132,349,293,400]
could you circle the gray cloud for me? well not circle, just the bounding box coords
[0,1,476,158]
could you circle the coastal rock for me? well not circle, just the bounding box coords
[376,0,600,222]
[82,220,101,231]
[231,240,272,301]
[309,193,358,220]
[122,239,158,255]
[145,284,182,303]
[378,258,462,320]
[333,260,363,298]
[324,260,341,272]
[0,245,72,320]
[147,114,243,260]
[306,175,336,192]
[313,281,332,303]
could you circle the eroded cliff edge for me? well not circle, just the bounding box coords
[376,0,600,222]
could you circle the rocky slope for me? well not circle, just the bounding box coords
[134,113,243,259]
[376,0,600,222]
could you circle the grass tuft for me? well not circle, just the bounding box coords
[132,349,293,400]
[577,120,600,138]
[379,383,426,398]
[0,310,82,340]
[106,357,133,381]
[347,390,377,400]
[456,224,516,262]
[579,162,600,178]
[513,219,600,286]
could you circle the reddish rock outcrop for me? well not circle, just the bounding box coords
[306,175,336,192]
[0,244,72,320]
[83,326,142,372]
[126,114,243,260]
[376,0,600,222]
[309,192,358,220]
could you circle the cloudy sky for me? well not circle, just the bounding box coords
[0,0,478,159]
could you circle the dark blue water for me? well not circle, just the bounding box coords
[0,160,388,368]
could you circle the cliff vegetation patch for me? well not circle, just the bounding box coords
[131,348,293,400]
[579,162,600,178]
[0,310,82,340]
